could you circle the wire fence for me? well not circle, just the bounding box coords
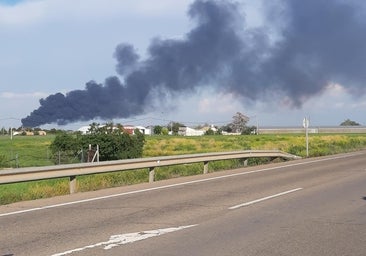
[1,154,19,168]
[0,146,99,168]
[52,147,99,165]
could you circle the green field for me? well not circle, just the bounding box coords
[0,135,55,168]
[1,133,366,205]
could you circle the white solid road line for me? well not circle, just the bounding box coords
[229,188,303,210]
[1,152,360,217]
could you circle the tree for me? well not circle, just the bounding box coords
[78,124,145,161]
[230,112,250,133]
[241,125,257,135]
[204,126,222,135]
[216,128,223,135]
[161,127,169,135]
[49,132,79,164]
[204,128,215,135]
[50,123,145,163]
[0,127,7,135]
[50,132,77,152]
[221,124,233,133]
[168,122,184,135]
[340,119,360,126]
[153,125,163,135]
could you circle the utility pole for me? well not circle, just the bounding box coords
[303,117,309,157]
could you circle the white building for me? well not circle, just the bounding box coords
[124,125,151,135]
[77,126,91,134]
[178,126,205,136]
[78,125,151,135]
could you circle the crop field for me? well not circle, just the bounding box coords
[1,133,366,205]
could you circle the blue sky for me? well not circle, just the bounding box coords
[1,0,365,130]
[0,0,22,5]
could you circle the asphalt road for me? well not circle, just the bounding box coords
[1,151,366,256]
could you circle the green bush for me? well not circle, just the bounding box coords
[50,126,145,163]
[49,132,80,164]
[0,154,7,168]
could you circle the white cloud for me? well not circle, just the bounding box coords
[325,82,346,96]
[0,0,192,26]
[198,92,241,114]
[0,91,45,127]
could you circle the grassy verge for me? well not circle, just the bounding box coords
[1,133,366,205]
[0,135,55,168]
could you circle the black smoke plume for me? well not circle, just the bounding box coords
[22,0,366,127]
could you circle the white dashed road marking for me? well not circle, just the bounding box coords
[229,188,303,210]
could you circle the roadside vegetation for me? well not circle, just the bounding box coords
[1,133,366,205]
[49,123,145,164]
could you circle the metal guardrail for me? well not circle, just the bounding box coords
[0,150,300,193]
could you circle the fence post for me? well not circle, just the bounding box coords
[149,167,155,183]
[80,149,84,163]
[69,176,77,194]
[88,144,92,162]
[15,153,19,168]
[203,161,209,174]
[97,145,99,162]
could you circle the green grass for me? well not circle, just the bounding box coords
[143,134,366,157]
[1,133,366,205]
[0,135,55,168]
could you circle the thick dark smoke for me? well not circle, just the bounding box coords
[22,0,366,127]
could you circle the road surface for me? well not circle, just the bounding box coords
[1,151,366,255]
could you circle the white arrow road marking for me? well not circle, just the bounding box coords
[51,224,197,256]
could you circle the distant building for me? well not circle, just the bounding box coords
[77,126,91,135]
[38,131,47,136]
[201,125,218,133]
[77,125,151,135]
[178,126,205,136]
[123,125,151,135]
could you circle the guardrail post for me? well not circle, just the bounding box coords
[69,176,77,194]
[149,167,155,183]
[203,161,209,174]
[243,159,248,167]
